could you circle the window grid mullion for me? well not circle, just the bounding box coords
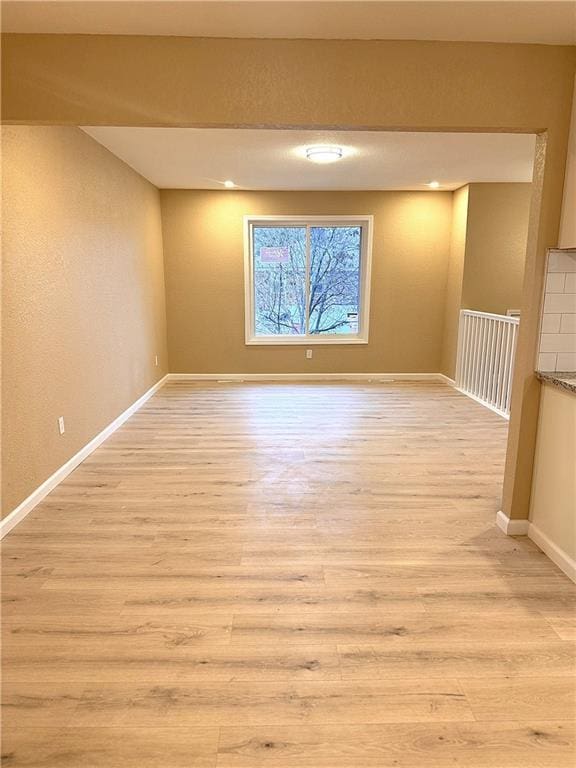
[304,224,311,337]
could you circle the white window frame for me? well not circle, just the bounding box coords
[243,215,373,345]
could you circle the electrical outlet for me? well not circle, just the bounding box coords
[58,416,65,435]
[306,349,313,359]
[155,355,158,366]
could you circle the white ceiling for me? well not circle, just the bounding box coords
[82,127,536,190]
[3,0,576,45]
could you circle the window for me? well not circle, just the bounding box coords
[244,216,373,344]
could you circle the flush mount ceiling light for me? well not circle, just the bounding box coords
[428,180,441,189]
[223,180,236,188]
[305,145,344,164]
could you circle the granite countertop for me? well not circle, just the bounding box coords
[536,371,576,395]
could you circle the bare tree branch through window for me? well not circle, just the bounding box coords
[252,224,362,338]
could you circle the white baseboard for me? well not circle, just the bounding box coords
[0,375,169,539]
[528,522,576,583]
[440,376,509,420]
[454,387,509,420]
[167,373,446,382]
[496,510,530,536]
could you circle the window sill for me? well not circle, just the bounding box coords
[245,336,369,346]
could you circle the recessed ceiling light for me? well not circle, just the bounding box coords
[305,145,343,164]
[428,180,441,189]
[223,180,235,188]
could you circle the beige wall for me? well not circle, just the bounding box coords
[1,126,168,517]
[2,36,574,134]
[441,185,469,379]
[440,182,532,379]
[461,183,532,315]
[161,189,453,374]
[559,76,576,249]
[2,35,575,523]
[529,383,576,568]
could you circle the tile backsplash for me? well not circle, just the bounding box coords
[538,249,576,372]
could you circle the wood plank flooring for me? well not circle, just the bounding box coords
[2,381,575,767]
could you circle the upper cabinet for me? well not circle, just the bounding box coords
[559,76,576,250]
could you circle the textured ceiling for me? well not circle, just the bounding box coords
[82,127,536,190]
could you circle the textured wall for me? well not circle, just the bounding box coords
[559,76,576,249]
[441,185,470,379]
[1,126,168,517]
[440,183,532,379]
[2,35,574,134]
[161,189,452,374]
[462,183,532,315]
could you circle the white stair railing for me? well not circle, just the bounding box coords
[455,310,519,418]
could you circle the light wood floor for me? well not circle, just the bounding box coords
[2,381,575,767]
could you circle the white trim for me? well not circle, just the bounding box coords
[454,386,510,420]
[243,215,373,346]
[496,510,530,536]
[441,375,509,419]
[244,336,368,346]
[461,308,520,323]
[496,511,576,582]
[0,375,168,539]
[167,373,446,382]
[528,522,576,583]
